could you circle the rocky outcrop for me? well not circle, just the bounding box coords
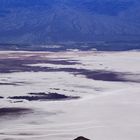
[74,136,90,140]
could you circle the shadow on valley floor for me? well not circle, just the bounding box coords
[0,96,4,99]
[8,92,80,102]
[50,68,140,83]
[0,58,139,83]
[0,58,79,73]
[0,82,30,86]
[0,108,32,117]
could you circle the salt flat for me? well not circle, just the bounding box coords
[0,51,140,140]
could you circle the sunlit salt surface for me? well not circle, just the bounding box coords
[0,51,140,140]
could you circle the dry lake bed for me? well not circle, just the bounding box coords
[0,50,140,140]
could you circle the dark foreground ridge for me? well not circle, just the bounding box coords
[74,136,90,140]
[8,92,80,101]
[0,108,32,116]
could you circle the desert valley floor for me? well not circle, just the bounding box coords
[0,50,140,140]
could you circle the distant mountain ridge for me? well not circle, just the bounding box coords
[0,0,140,45]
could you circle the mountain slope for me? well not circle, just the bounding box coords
[0,0,140,44]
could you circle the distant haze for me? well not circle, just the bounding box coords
[0,0,140,44]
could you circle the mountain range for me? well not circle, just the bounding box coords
[0,0,140,45]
